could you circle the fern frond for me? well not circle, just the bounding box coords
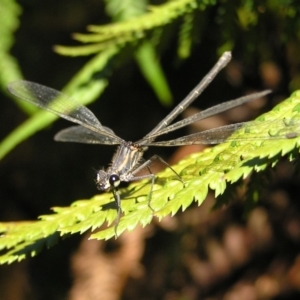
[0,0,39,115]
[0,0,22,89]
[0,91,300,263]
[177,12,194,59]
[54,0,216,57]
[54,0,215,106]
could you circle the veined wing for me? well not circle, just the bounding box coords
[8,80,123,142]
[144,119,300,146]
[139,90,271,144]
[54,125,123,145]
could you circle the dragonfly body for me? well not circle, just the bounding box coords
[8,51,278,232]
[97,141,146,192]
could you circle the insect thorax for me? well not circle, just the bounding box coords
[96,142,146,191]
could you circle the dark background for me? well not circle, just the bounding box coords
[1,1,300,299]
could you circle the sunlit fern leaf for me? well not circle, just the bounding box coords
[1,91,300,263]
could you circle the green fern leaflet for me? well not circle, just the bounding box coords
[0,91,300,264]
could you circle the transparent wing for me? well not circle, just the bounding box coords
[8,80,123,142]
[138,90,271,144]
[54,126,123,145]
[144,119,300,146]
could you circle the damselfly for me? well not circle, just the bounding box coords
[9,52,289,232]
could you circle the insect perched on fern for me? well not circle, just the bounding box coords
[7,52,297,234]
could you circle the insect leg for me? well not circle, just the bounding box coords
[112,188,122,238]
[130,155,184,211]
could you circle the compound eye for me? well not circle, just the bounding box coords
[109,174,120,187]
